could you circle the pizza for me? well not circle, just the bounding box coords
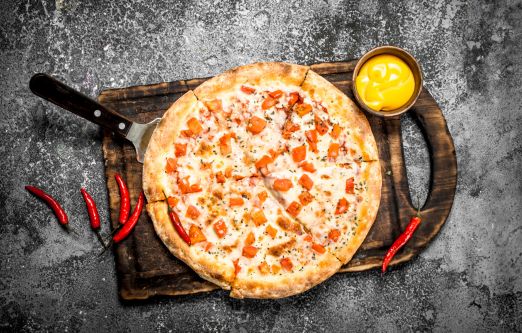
[143,62,381,298]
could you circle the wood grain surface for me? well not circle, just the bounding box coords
[99,60,457,300]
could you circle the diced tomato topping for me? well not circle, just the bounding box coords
[346,177,355,194]
[288,92,300,106]
[304,234,313,242]
[213,219,227,238]
[178,178,201,194]
[247,116,267,134]
[335,198,349,215]
[205,242,213,251]
[225,167,233,178]
[271,265,281,274]
[315,114,329,135]
[190,183,202,193]
[240,85,256,94]
[298,174,314,190]
[233,175,245,181]
[299,161,316,173]
[245,232,255,246]
[233,259,241,275]
[331,124,342,139]
[215,171,226,183]
[258,262,270,274]
[305,129,318,143]
[186,205,200,220]
[298,191,313,206]
[268,90,283,99]
[291,145,307,163]
[262,96,278,110]
[273,178,293,192]
[266,224,277,239]
[282,120,300,139]
[328,143,340,159]
[187,117,203,136]
[189,225,206,244]
[205,99,222,112]
[305,129,318,153]
[242,245,259,258]
[268,149,278,159]
[174,143,187,157]
[328,229,341,242]
[165,158,177,174]
[255,155,273,169]
[286,201,301,217]
[280,258,293,271]
[229,197,244,207]
[257,191,268,204]
[295,103,312,117]
[177,178,190,193]
[312,243,326,254]
[201,161,212,170]
[219,134,232,155]
[181,129,193,137]
[167,196,179,208]
[251,209,267,226]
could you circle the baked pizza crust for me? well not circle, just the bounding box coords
[230,252,341,299]
[333,161,382,264]
[193,62,309,100]
[301,70,379,161]
[147,201,235,289]
[143,91,199,202]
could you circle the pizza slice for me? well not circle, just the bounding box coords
[261,160,381,264]
[299,70,379,162]
[144,90,257,202]
[226,177,341,298]
[194,62,309,165]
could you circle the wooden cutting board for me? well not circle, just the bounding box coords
[99,60,457,300]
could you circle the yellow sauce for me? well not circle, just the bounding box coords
[355,54,415,111]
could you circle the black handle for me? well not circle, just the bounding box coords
[29,73,133,137]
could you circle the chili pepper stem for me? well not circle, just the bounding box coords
[94,230,107,249]
[62,223,79,236]
[98,239,113,257]
[111,224,123,235]
[416,196,421,217]
[98,224,123,256]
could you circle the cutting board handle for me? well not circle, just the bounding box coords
[29,73,133,137]
[410,89,458,240]
[385,88,458,248]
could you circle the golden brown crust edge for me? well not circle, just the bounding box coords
[193,62,309,100]
[301,70,379,161]
[334,161,382,264]
[143,91,199,202]
[146,201,235,289]
[230,252,341,299]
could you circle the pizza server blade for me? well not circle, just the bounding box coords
[29,73,160,163]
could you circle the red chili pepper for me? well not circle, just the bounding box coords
[115,173,131,225]
[162,190,191,245]
[382,213,422,273]
[112,191,144,244]
[80,188,100,229]
[80,188,106,248]
[25,185,68,226]
[167,205,192,245]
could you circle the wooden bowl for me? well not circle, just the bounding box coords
[352,46,423,117]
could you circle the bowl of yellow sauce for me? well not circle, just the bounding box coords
[352,46,423,117]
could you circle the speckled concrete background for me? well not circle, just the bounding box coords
[1,0,521,331]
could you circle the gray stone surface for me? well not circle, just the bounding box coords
[1,0,521,331]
